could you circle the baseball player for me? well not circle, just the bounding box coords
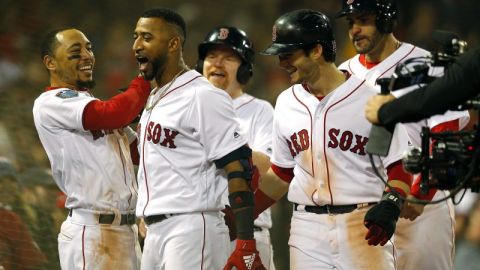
[33,28,151,269]
[252,9,413,269]
[132,8,264,270]
[336,1,470,269]
[197,26,276,269]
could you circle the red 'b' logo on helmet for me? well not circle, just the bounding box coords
[272,26,277,42]
[218,28,229,40]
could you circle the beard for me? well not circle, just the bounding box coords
[76,79,96,89]
[144,52,168,81]
[352,32,384,55]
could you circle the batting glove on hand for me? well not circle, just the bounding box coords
[222,205,237,241]
[224,239,265,270]
[364,191,403,246]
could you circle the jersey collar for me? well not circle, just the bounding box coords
[359,54,380,69]
[44,86,89,92]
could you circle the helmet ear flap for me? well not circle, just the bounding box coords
[236,62,253,85]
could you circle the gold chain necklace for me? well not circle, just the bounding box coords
[145,69,187,111]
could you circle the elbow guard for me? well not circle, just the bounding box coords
[215,145,253,183]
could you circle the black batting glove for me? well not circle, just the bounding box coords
[364,191,403,246]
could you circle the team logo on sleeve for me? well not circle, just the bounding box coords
[55,89,79,99]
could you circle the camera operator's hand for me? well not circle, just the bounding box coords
[365,94,396,124]
[400,195,425,221]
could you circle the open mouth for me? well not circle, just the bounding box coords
[353,36,366,44]
[136,56,149,72]
[209,71,226,78]
[79,65,93,74]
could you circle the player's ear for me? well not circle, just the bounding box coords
[311,44,323,60]
[168,36,181,52]
[44,55,56,71]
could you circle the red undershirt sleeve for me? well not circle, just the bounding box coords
[271,164,294,183]
[253,164,293,218]
[82,77,150,130]
[386,160,413,197]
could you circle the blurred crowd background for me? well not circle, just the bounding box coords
[1,0,479,269]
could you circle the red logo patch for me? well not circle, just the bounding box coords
[235,196,243,204]
[218,28,229,40]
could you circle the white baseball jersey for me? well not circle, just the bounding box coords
[339,43,463,270]
[273,75,408,269]
[33,88,137,212]
[136,69,246,217]
[272,75,410,206]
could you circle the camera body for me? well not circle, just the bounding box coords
[403,127,479,192]
[379,30,479,193]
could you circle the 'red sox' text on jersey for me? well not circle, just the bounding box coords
[271,75,411,207]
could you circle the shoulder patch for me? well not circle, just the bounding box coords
[56,89,79,99]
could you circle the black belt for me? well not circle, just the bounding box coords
[294,202,377,215]
[145,215,265,230]
[68,209,136,225]
[145,215,264,230]
[144,214,171,225]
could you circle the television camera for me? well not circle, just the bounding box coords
[373,30,478,200]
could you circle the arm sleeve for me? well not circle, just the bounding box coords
[379,47,480,125]
[271,164,294,183]
[386,160,413,197]
[82,77,150,130]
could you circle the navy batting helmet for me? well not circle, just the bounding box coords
[336,0,397,34]
[261,9,336,62]
[197,26,254,84]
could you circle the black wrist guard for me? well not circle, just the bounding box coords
[381,190,403,211]
[228,191,254,239]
